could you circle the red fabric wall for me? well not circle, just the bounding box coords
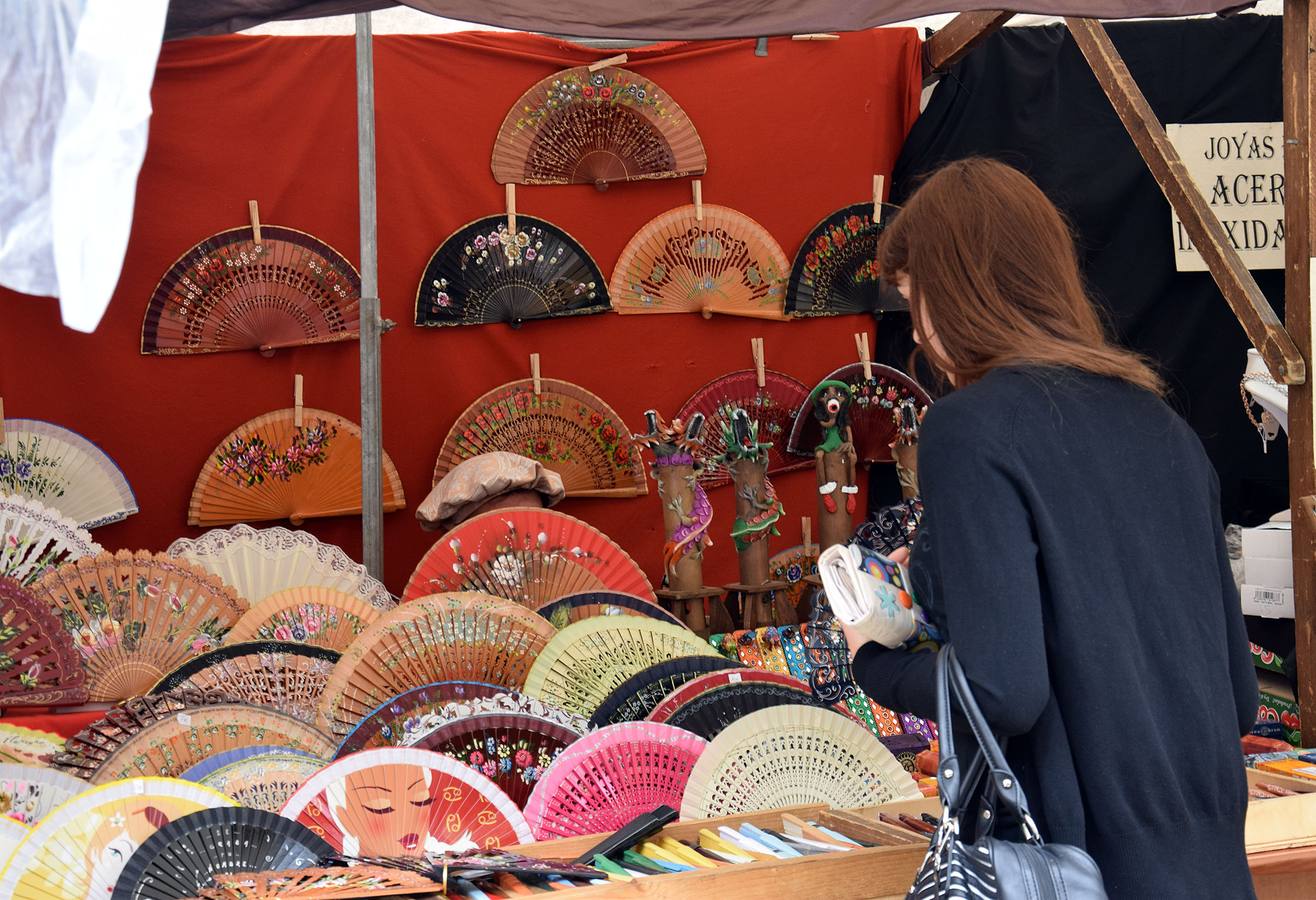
[0,29,922,602]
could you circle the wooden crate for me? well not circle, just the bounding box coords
[1246,767,1316,853]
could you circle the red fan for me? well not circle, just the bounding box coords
[402,509,654,605]
[0,578,87,707]
[786,363,933,463]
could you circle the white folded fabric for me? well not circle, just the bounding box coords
[818,542,918,648]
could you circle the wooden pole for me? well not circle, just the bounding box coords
[923,11,1014,82]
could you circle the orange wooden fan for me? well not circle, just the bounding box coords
[610,203,790,319]
[433,377,646,498]
[491,65,706,188]
[189,407,405,527]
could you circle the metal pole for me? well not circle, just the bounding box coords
[355,11,384,579]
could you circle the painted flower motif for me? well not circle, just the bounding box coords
[805,251,820,270]
[304,615,322,634]
[589,413,603,428]
[485,737,497,755]
[830,227,846,246]
[847,215,863,232]
[292,624,307,641]
[787,563,803,582]
[274,625,293,641]
[488,232,501,246]
[613,445,630,465]
[815,234,831,252]
[474,235,487,250]
[0,460,11,478]
[191,636,213,653]
[601,87,613,99]
[515,749,533,767]
[515,232,529,248]
[524,248,536,261]
[582,85,596,98]
[14,461,31,481]
[482,761,498,778]
[470,750,485,765]
[532,438,550,456]
[600,424,618,443]
[521,766,536,783]
[499,757,513,773]
[167,593,184,613]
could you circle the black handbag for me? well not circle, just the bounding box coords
[908,645,1108,899]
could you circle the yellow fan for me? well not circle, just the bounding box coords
[0,419,138,529]
[223,587,382,651]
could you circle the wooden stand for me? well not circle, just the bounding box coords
[725,580,793,630]
[656,587,734,637]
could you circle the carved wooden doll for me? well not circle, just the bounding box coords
[810,380,858,548]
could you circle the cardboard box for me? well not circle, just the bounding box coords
[1242,523,1293,560]
[1244,556,1295,589]
[1246,768,1316,853]
[1242,584,1296,619]
[1256,672,1302,746]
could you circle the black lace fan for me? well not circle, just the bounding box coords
[801,598,860,706]
[415,215,609,327]
[586,654,741,729]
[786,202,908,317]
[663,681,830,740]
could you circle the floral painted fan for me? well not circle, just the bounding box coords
[0,494,100,586]
[188,410,406,527]
[29,550,247,702]
[491,65,706,187]
[432,378,646,499]
[193,749,327,813]
[0,578,87,707]
[610,204,790,319]
[786,202,907,316]
[333,681,506,758]
[399,692,588,749]
[768,543,819,611]
[416,215,609,327]
[675,369,811,488]
[0,419,137,528]
[0,764,85,825]
[151,641,340,724]
[224,587,382,651]
[403,509,654,605]
[586,655,742,729]
[786,363,933,463]
[536,591,683,630]
[142,225,361,355]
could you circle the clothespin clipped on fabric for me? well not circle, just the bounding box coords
[855,332,873,381]
[589,53,628,72]
[791,33,840,40]
[294,374,304,428]
[802,516,813,556]
[873,175,884,224]
[692,180,704,223]
[248,200,263,244]
[751,338,766,388]
[506,183,517,237]
[530,353,542,395]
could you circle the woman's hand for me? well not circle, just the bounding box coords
[888,546,911,566]
[838,619,869,661]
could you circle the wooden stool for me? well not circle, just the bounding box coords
[656,587,734,637]
[724,580,793,630]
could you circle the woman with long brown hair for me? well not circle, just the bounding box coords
[845,158,1258,898]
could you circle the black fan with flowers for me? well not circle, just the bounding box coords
[786,202,907,317]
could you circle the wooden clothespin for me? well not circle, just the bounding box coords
[505,183,517,237]
[802,516,813,555]
[248,200,263,244]
[855,332,873,381]
[791,33,840,41]
[588,53,628,72]
[692,180,704,223]
[530,353,542,395]
[294,374,304,428]
[873,175,884,224]
[751,338,765,388]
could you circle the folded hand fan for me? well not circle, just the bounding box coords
[586,655,742,729]
[189,410,406,527]
[679,703,920,820]
[786,364,933,463]
[768,544,819,612]
[0,577,88,707]
[675,369,811,488]
[0,419,138,528]
[112,806,332,900]
[333,681,505,758]
[0,494,101,586]
[536,591,682,630]
[0,764,85,826]
[194,751,328,814]
[223,588,382,652]
[663,681,839,741]
[317,594,556,740]
[521,722,706,840]
[402,509,654,605]
[522,617,722,718]
[610,204,790,320]
[491,65,705,187]
[416,215,609,327]
[647,669,818,724]
[0,724,63,766]
[431,378,646,500]
[143,225,361,356]
[151,642,340,724]
[398,692,588,752]
[195,865,436,898]
[786,202,907,316]
[279,747,533,856]
[0,776,236,900]
[0,816,27,869]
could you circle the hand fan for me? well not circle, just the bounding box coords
[786,202,907,316]
[0,577,88,707]
[663,681,838,741]
[333,681,506,758]
[397,692,588,752]
[181,746,323,785]
[151,642,340,724]
[586,655,742,729]
[0,816,27,870]
[416,215,609,327]
[522,617,722,718]
[0,419,138,528]
[0,764,85,826]
[675,369,811,489]
[279,747,533,856]
[112,806,332,900]
[317,594,556,740]
[0,724,63,766]
[188,410,406,527]
[142,224,361,356]
[786,363,933,463]
[195,752,328,814]
[194,865,436,898]
[491,65,705,187]
[0,494,101,586]
[768,544,819,612]
[0,776,236,900]
[223,588,382,651]
[521,722,706,840]
[29,550,248,702]
[648,669,820,723]
[409,712,584,808]
[679,703,921,820]
[431,378,646,500]
[89,704,337,785]
[610,204,790,320]
[536,591,682,630]
[168,525,394,611]
[402,509,654,605]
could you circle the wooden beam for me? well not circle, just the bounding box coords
[922,11,1014,82]
[1066,17,1307,387]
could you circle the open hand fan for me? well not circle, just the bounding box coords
[431,379,646,499]
[586,655,741,729]
[679,703,920,820]
[142,225,361,356]
[169,526,394,611]
[416,215,608,327]
[0,494,100,586]
[648,669,820,724]
[769,545,820,613]
[522,722,706,840]
[403,509,653,605]
[492,65,705,187]
[334,681,505,758]
[317,594,556,740]
[786,203,907,316]
[181,746,323,785]
[0,816,27,869]
[192,751,327,814]
[279,747,533,855]
[152,642,340,724]
[111,806,332,900]
[0,724,63,766]
[0,764,85,825]
[224,588,382,651]
[398,692,587,751]
[522,617,721,717]
[195,865,436,898]
[610,205,790,320]
[536,591,682,630]
[0,578,88,707]
[189,410,406,527]
[0,776,236,900]
[662,680,837,740]
[0,419,137,528]
[786,364,932,463]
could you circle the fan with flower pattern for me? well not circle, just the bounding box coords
[0,578,87,708]
[786,363,933,464]
[0,420,137,529]
[0,494,101,587]
[786,202,907,316]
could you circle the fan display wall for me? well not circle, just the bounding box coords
[0,29,922,594]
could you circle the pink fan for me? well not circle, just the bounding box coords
[522,721,706,840]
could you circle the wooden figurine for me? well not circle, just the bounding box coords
[810,380,859,548]
[890,399,922,500]
[721,408,792,628]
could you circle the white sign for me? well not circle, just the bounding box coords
[1167,122,1285,272]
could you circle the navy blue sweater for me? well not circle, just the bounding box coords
[852,366,1258,899]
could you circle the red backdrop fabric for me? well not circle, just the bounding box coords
[1,29,922,601]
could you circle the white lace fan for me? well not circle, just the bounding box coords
[167,524,394,610]
[0,420,137,528]
[0,494,101,586]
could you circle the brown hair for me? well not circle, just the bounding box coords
[878,158,1164,395]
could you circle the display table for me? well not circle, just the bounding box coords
[1250,844,1316,899]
